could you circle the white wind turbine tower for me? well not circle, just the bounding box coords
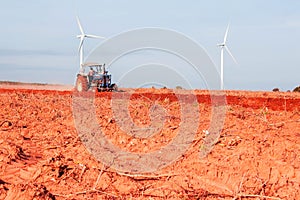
[217,24,238,90]
[76,16,105,72]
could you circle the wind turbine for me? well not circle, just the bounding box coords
[217,24,238,90]
[76,16,105,72]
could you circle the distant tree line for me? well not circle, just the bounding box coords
[273,85,300,92]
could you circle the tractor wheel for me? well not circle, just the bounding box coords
[111,84,118,92]
[76,75,88,92]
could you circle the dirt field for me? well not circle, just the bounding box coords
[0,83,299,199]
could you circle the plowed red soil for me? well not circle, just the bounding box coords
[0,83,299,200]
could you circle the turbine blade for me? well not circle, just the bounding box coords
[78,36,84,52]
[86,34,105,39]
[223,23,230,44]
[225,46,238,65]
[76,16,84,35]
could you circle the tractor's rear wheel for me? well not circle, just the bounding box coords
[76,75,88,92]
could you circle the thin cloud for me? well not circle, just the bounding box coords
[0,49,72,56]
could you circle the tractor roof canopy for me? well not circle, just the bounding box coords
[81,63,104,68]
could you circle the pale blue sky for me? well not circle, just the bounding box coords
[0,0,299,90]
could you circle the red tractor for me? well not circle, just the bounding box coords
[75,63,118,92]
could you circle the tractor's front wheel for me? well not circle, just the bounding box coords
[75,75,88,92]
[111,83,118,92]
